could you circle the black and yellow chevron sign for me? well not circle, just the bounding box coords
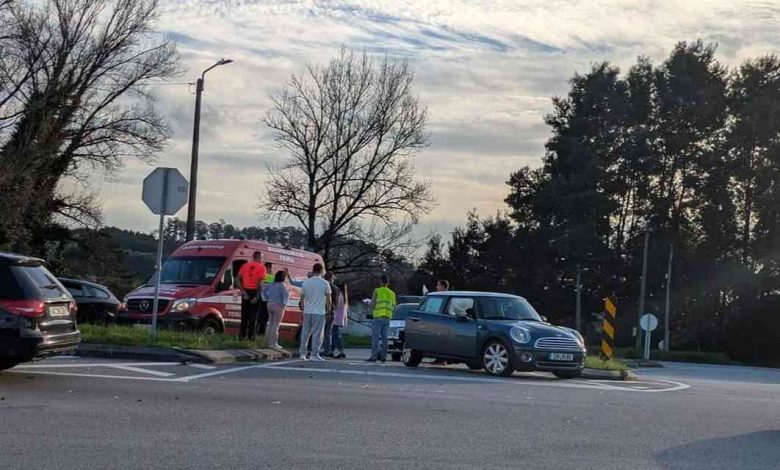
[601,296,617,359]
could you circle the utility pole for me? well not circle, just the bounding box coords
[636,215,656,353]
[575,264,582,333]
[185,77,203,242]
[185,58,234,242]
[663,244,673,351]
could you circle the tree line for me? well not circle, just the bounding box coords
[416,41,780,363]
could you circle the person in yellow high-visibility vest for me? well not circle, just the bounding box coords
[366,274,396,363]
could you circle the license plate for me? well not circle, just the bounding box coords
[48,305,69,317]
[549,353,574,361]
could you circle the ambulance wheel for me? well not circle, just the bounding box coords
[201,317,222,335]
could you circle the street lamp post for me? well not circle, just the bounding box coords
[635,214,658,353]
[185,58,234,242]
[575,264,590,333]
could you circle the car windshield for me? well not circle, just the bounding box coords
[479,296,543,321]
[148,257,226,286]
[393,304,418,320]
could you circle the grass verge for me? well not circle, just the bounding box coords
[584,356,629,372]
[81,324,372,351]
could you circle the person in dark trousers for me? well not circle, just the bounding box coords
[320,271,340,357]
[236,251,266,341]
[257,261,274,337]
[432,279,450,365]
[367,274,396,363]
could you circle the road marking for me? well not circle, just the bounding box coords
[108,365,175,377]
[188,364,217,370]
[14,362,181,369]
[264,363,628,391]
[172,360,301,383]
[6,370,175,382]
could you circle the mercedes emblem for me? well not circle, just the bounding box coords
[139,300,150,311]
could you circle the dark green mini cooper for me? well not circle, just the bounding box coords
[403,291,586,378]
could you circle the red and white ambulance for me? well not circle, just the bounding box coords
[117,240,323,341]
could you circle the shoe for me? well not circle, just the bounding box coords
[365,358,376,362]
[300,353,310,361]
[273,344,284,351]
[337,353,346,359]
[379,358,386,363]
[311,355,326,362]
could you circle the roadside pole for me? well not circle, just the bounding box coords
[150,172,169,340]
[640,313,658,360]
[663,244,673,352]
[142,168,189,340]
[575,264,582,333]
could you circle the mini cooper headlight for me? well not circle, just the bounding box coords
[510,327,531,344]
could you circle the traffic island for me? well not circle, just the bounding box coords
[580,367,637,381]
[77,343,292,364]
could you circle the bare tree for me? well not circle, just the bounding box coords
[0,0,178,252]
[261,48,434,271]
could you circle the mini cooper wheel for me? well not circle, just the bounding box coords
[482,340,515,377]
[402,348,422,367]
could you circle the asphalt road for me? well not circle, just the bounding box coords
[0,351,777,470]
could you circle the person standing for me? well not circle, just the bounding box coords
[263,270,290,351]
[257,261,275,337]
[320,272,340,357]
[236,251,267,341]
[330,281,349,359]
[367,274,396,363]
[298,263,331,361]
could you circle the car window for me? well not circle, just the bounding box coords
[446,297,476,317]
[64,282,86,298]
[478,296,543,321]
[392,304,416,320]
[149,257,227,285]
[420,296,445,314]
[0,267,24,298]
[10,265,68,299]
[88,286,110,299]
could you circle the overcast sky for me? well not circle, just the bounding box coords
[92,0,780,240]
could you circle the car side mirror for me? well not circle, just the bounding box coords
[541,316,548,323]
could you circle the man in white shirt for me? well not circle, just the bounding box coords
[298,263,332,361]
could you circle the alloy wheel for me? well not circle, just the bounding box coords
[484,343,509,374]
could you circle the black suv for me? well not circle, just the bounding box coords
[403,291,586,378]
[0,253,81,370]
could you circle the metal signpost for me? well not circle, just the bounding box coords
[142,168,189,339]
[640,313,659,360]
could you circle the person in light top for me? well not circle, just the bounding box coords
[330,281,349,359]
[262,270,290,352]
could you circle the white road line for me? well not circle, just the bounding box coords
[188,364,217,370]
[5,370,175,382]
[108,365,175,377]
[13,362,181,369]
[264,363,627,391]
[172,360,301,383]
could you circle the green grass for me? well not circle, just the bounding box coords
[80,324,266,350]
[81,323,373,351]
[584,356,629,372]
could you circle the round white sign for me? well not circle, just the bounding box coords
[640,313,658,332]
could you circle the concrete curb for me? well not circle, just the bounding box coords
[581,368,637,381]
[77,343,292,364]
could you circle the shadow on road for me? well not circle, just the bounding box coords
[656,431,780,469]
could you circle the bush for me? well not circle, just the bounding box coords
[726,295,780,365]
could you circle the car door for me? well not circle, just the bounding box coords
[441,296,479,358]
[62,281,91,322]
[405,295,446,351]
[86,285,117,322]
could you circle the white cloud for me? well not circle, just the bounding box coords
[94,0,780,238]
